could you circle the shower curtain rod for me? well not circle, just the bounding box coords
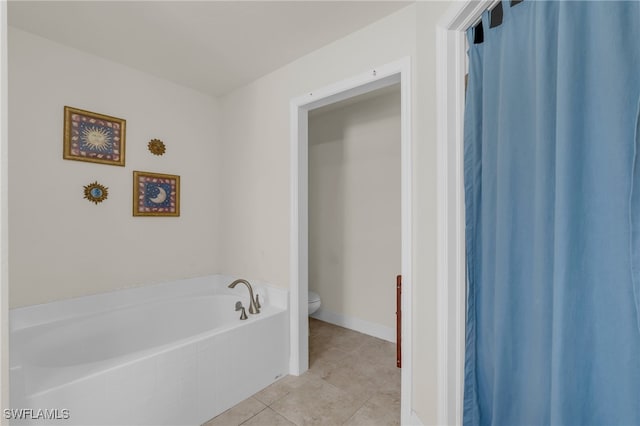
[470,0,501,28]
[469,0,523,29]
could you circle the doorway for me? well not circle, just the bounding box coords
[308,83,401,342]
[289,57,413,423]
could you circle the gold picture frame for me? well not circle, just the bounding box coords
[83,181,109,205]
[63,106,126,166]
[133,171,180,217]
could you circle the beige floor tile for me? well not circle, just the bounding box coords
[323,327,371,354]
[202,397,266,426]
[309,346,349,366]
[319,353,398,404]
[343,392,401,426]
[375,375,402,402]
[307,356,337,379]
[253,374,312,406]
[270,373,362,426]
[308,336,332,357]
[310,320,372,353]
[309,318,336,337]
[358,338,397,366]
[241,407,296,426]
[366,357,401,391]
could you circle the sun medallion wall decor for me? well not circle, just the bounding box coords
[133,171,180,217]
[63,106,126,166]
[83,181,108,205]
[148,139,166,156]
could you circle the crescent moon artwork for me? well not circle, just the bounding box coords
[148,186,167,204]
[133,171,180,217]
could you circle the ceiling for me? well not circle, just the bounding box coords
[8,1,411,97]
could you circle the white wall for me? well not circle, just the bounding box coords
[8,28,221,308]
[413,3,451,421]
[218,2,450,423]
[218,2,415,292]
[308,88,400,334]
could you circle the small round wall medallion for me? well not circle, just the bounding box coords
[83,181,108,205]
[148,139,166,156]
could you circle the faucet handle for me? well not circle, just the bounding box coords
[255,294,262,309]
[235,301,248,320]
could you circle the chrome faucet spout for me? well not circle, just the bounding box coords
[228,279,260,314]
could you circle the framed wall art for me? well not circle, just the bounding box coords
[133,171,180,217]
[63,106,126,166]
[148,139,166,156]
[83,181,108,205]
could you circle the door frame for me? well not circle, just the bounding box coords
[435,1,496,425]
[289,56,414,423]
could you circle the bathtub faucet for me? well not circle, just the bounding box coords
[228,279,260,314]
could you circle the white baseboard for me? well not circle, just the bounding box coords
[310,308,396,343]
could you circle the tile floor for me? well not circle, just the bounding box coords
[202,318,400,426]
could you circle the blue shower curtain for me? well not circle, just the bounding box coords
[463,1,640,425]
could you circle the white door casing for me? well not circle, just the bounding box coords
[436,1,497,425]
[289,56,413,423]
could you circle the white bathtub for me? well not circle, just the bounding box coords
[9,275,289,425]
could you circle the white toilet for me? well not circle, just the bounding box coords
[308,291,321,315]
